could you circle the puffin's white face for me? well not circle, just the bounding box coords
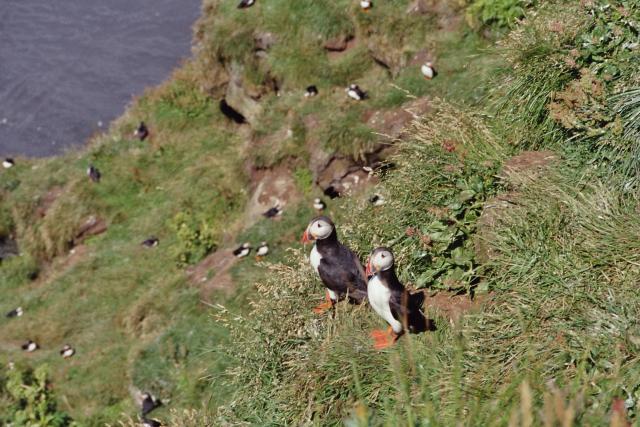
[242,242,250,249]
[370,247,394,273]
[304,217,334,241]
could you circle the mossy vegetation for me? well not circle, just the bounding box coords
[2,0,639,425]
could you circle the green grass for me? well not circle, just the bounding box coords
[2,0,639,425]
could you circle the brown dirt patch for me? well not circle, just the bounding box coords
[36,186,64,218]
[73,216,107,245]
[327,37,359,61]
[422,291,489,322]
[186,248,238,301]
[364,97,430,141]
[500,150,558,188]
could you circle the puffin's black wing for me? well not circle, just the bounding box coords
[141,395,161,416]
[317,245,367,303]
[387,286,429,334]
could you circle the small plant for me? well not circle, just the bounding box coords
[412,174,494,291]
[169,210,217,266]
[466,0,535,30]
[1,365,75,426]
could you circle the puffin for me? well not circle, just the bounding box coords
[421,62,437,80]
[301,216,368,313]
[313,197,326,212]
[233,242,251,258]
[141,237,159,248]
[237,0,255,8]
[369,193,385,206]
[60,344,76,359]
[324,186,340,199]
[304,85,318,97]
[3,158,15,169]
[87,165,101,183]
[21,340,39,352]
[134,122,149,141]
[142,418,161,427]
[6,307,23,318]
[255,241,269,259]
[346,84,367,101]
[365,247,426,349]
[141,392,161,416]
[262,205,283,218]
[360,0,372,11]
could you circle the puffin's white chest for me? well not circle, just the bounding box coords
[347,89,361,100]
[237,248,250,258]
[368,276,390,313]
[310,244,322,274]
[421,64,434,79]
[368,275,403,333]
[256,245,269,256]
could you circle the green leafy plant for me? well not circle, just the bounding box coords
[412,174,494,291]
[169,210,217,266]
[466,0,535,30]
[1,365,75,426]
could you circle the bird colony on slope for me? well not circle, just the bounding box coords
[1,0,438,423]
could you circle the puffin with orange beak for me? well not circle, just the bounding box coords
[366,247,423,349]
[302,216,367,313]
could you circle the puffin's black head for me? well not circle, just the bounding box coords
[366,247,394,276]
[302,216,334,243]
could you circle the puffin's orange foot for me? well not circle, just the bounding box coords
[370,327,399,350]
[369,329,387,339]
[312,300,334,314]
[313,291,335,314]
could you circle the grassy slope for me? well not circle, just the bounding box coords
[0,0,501,425]
[3,0,638,425]
[210,1,640,426]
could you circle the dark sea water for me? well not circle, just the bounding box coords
[0,0,201,157]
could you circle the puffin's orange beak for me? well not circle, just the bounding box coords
[365,258,372,277]
[302,230,310,244]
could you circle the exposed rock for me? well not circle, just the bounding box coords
[364,97,430,140]
[246,165,301,225]
[367,36,406,76]
[224,63,263,124]
[0,237,18,260]
[254,31,277,51]
[315,156,375,197]
[307,98,429,198]
[324,34,354,51]
[73,216,107,245]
